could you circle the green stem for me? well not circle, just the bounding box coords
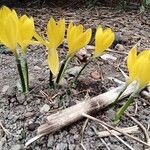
[56,56,72,84]
[49,70,54,88]
[113,83,129,104]
[15,55,26,93]
[21,51,29,93]
[23,56,29,93]
[114,91,137,121]
[115,95,134,121]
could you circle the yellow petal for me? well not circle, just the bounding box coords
[127,46,137,77]
[0,6,18,52]
[34,32,49,47]
[133,51,150,87]
[56,18,65,46]
[94,26,103,57]
[48,48,59,76]
[47,17,65,49]
[75,28,91,51]
[18,15,35,50]
[103,31,115,50]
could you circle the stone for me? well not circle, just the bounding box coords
[24,112,35,118]
[47,135,54,147]
[2,85,10,94]
[16,92,25,104]
[27,122,40,131]
[114,44,125,51]
[55,143,67,150]
[11,144,23,150]
[66,66,82,76]
[34,65,41,70]
[40,104,50,113]
[91,70,100,79]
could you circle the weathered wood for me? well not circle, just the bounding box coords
[37,82,136,135]
[25,82,136,147]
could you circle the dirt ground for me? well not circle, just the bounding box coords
[0,5,150,150]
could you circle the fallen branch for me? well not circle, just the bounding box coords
[25,82,136,147]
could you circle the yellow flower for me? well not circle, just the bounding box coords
[18,15,35,52]
[93,25,115,58]
[67,22,92,56]
[0,6,35,54]
[127,46,150,88]
[0,6,18,53]
[34,17,65,76]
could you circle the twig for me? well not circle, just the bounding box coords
[92,126,111,150]
[80,119,89,150]
[134,102,138,115]
[140,97,150,106]
[100,138,111,150]
[0,121,18,137]
[82,113,150,148]
[93,126,138,138]
[86,45,128,55]
[40,90,52,102]
[125,113,150,147]
[90,117,134,150]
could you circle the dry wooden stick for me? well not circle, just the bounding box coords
[37,82,136,135]
[94,126,138,138]
[80,119,89,150]
[82,113,150,148]
[125,113,150,148]
[92,122,134,150]
[25,82,136,147]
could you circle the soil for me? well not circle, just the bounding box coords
[0,5,150,150]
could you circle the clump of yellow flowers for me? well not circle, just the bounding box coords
[0,6,149,121]
[0,6,35,93]
[0,6,115,91]
[34,17,115,87]
[0,6,119,92]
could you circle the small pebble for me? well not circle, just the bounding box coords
[24,112,35,118]
[11,144,23,150]
[114,44,125,51]
[27,122,39,131]
[40,104,50,113]
[2,85,10,94]
[91,70,100,79]
[34,65,41,70]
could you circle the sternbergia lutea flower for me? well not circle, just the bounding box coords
[93,25,115,58]
[34,17,65,76]
[54,22,92,85]
[127,46,150,89]
[67,22,92,57]
[115,46,150,121]
[0,6,35,93]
